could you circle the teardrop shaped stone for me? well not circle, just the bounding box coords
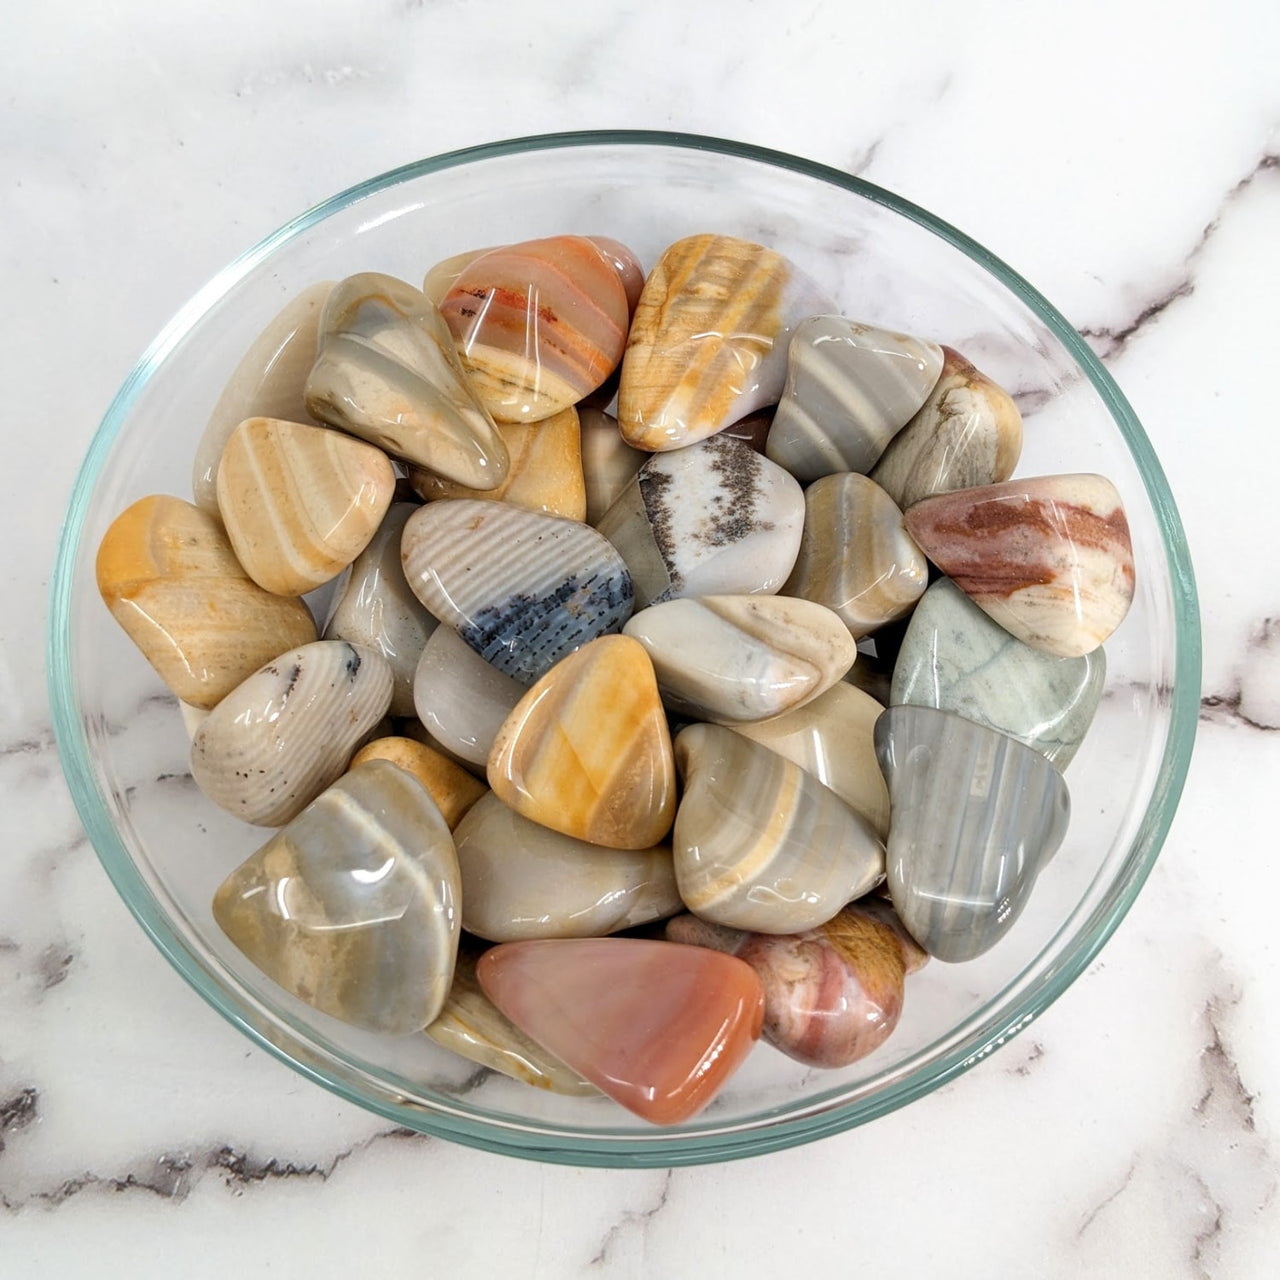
[426,942,597,1095]
[191,641,393,826]
[212,759,460,1034]
[765,317,944,484]
[596,434,804,609]
[323,502,437,716]
[216,417,395,597]
[454,793,680,940]
[874,705,1071,962]
[891,578,1106,768]
[440,236,629,423]
[402,499,633,684]
[667,898,926,1067]
[617,234,834,451]
[412,626,525,768]
[623,595,856,723]
[904,474,1135,658]
[408,406,586,520]
[305,272,509,489]
[728,681,890,836]
[783,472,928,637]
[673,723,884,933]
[477,938,764,1124]
[192,282,335,512]
[488,636,675,849]
[349,736,487,828]
[580,407,646,525]
[869,346,1022,508]
[96,495,317,709]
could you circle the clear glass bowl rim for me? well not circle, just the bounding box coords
[47,129,1201,1167]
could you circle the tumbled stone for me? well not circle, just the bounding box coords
[212,760,459,1034]
[728,681,890,836]
[869,346,1022,508]
[488,636,675,849]
[96,495,317,709]
[765,317,944,484]
[588,236,645,312]
[673,723,884,933]
[892,578,1106,768]
[408,406,586,520]
[349,736,486,828]
[875,705,1071,962]
[217,417,395,597]
[720,409,774,453]
[623,595,856,723]
[440,236,629,423]
[412,626,525,768]
[596,434,804,609]
[305,272,509,489]
[323,502,437,716]
[477,938,764,1124]
[617,234,833,451]
[904,474,1135,658]
[426,942,597,1095]
[580,407,646,525]
[192,282,334,512]
[191,641,392,826]
[783,473,928,637]
[422,246,498,306]
[454,793,680,940]
[667,899,926,1067]
[402,499,633,683]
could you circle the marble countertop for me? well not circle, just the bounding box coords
[5,0,1278,1274]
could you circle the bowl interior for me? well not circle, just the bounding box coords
[49,133,1199,1165]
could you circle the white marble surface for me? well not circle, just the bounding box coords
[4,0,1279,1273]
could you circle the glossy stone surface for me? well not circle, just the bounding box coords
[95,495,316,709]
[588,236,645,312]
[349,736,486,828]
[477,938,764,1124]
[216,417,395,597]
[729,681,890,836]
[720,409,774,453]
[305,272,509,489]
[874,705,1071,962]
[409,406,586,520]
[421,246,497,306]
[212,760,460,1034]
[412,626,524,768]
[783,472,928,637]
[425,943,597,1095]
[192,281,334,512]
[892,578,1107,768]
[596,434,804,609]
[454,793,680,941]
[617,234,833,451]
[488,636,676,849]
[869,346,1022,508]
[440,236,629,423]
[766,317,944,484]
[191,641,393,826]
[673,723,884,934]
[904,474,1136,658]
[580,407,646,525]
[623,595,856,723]
[666,899,926,1067]
[402,499,633,684]
[323,502,437,716]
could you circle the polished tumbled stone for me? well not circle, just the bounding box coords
[580,407,646,525]
[213,760,461,1034]
[596,434,804,609]
[874,705,1071,962]
[766,317,944,484]
[891,578,1106,768]
[349,736,487,828]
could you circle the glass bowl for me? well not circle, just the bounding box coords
[48,131,1200,1167]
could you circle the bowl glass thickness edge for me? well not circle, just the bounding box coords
[48,131,1200,1167]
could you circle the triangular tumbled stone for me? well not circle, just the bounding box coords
[487,635,675,849]
[904,474,1135,658]
[476,938,764,1124]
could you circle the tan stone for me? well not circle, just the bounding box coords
[350,737,487,829]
